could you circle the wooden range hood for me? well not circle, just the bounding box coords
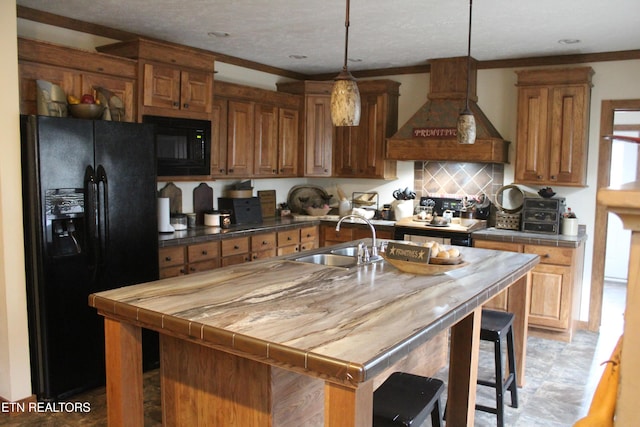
[386,57,509,163]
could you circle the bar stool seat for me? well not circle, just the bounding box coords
[477,309,518,427]
[373,372,445,427]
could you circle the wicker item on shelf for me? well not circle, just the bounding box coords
[496,211,521,230]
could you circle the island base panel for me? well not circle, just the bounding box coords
[160,335,272,426]
[104,318,144,427]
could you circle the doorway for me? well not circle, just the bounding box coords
[589,99,640,332]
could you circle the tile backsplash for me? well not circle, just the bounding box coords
[414,161,504,200]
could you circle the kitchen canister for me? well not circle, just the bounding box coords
[561,217,579,236]
[157,197,174,233]
[204,210,221,227]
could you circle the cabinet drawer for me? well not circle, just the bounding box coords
[221,237,250,257]
[323,227,353,242]
[251,248,277,261]
[188,241,219,263]
[300,226,318,242]
[473,240,523,253]
[159,246,185,268]
[159,265,186,279]
[277,245,299,256]
[221,254,249,267]
[278,229,300,246]
[524,245,574,266]
[300,240,318,252]
[252,232,277,252]
[187,259,219,274]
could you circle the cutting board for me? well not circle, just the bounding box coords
[193,183,214,225]
[258,190,276,219]
[158,182,182,213]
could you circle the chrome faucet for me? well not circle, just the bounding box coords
[336,214,378,263]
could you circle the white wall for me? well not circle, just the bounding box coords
[1,2,32,402]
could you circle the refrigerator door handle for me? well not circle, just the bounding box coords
[84,165,99,274]
[96,165,109,266]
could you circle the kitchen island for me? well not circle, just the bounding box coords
[90,241,538,426]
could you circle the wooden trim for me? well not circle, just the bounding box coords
[590,99,640,332]
[18,5,640,81]
[0,394,37,416]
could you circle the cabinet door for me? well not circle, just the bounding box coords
[473,240,523,311]
[253,104,279,176]
[528,263,572,330]
[80,73,135,122]
[515,86,550,183]
[210,98,228,176]
[278,108,299,177]
[143,63,181,110]
[227,100,254,176]
[18,62,79,115]
[180,69,213,114]
[305,95,333,176]
[334,125,359,177]
[548,86,588,185]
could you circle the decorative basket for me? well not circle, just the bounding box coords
[496,211,521,230]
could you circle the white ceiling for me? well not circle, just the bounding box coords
[16,0,640,76]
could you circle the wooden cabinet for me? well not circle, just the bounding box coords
[159,241,220,279]
[18,38,137,122]
[141,63,213,115]
[299,225,319,252]
[278,80,399,178]
[213,81,301,178]
[514,67,593,187]
[277,81,334,177]
[251,232,277,261]
[97,38,215,121]
[221,236,251,267]
[334,81,400,179]
[474,238,585,340]
[320,223,393,247]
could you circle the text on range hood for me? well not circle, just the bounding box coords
[386,57,510,163]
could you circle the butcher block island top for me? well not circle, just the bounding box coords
[89,241,539,427]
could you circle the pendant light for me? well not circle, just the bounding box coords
[457,0,476,144]
[330,0,361,127]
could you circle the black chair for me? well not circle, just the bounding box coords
[476,309,519,427]
[373,372,445,427]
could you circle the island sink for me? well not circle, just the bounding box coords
[292,253,358,268]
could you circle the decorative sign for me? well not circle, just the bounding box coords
[385,242,431,264]
[412,127,457,138]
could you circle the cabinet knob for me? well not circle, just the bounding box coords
[179,269,186,274]
[219,168,225,173]
[272,169,277,173]
[229,169,234,173]
[544,253,551,258]
[262,241,268,245]
[234,245,240,250]
[551,175,557,180]
[183,103,189,109]
[537,175,543,179]
[287,236,292,240]
[202,250,208,255]
[173,102,180,107]
[190,267,197,272]
[165,256,172,261]
[280,168,284,173]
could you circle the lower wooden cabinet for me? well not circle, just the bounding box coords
[473,238,584,341]
[320,223,394,247]
[158,225,320,277]
[159,241,220,279]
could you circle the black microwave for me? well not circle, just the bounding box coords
[143,115,211,176]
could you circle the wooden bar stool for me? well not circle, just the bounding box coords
[476,309,519,427]
[373,372,445,427]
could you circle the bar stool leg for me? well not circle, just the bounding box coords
[431,399,443,427]
[494,339,505,427]
[507,327,519,408]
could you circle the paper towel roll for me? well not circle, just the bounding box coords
[157,198,174,233]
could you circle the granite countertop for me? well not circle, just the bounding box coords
[159,217,396,247]
[472,226,588,248]
[90,241,538,385]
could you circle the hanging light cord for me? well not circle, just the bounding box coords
[342,0,351,72]
[465,0,473,110]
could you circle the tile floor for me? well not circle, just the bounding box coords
[1,281,626,426]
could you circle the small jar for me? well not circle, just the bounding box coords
[220,211,232,229]
[170,213,188,231]
[204,210,221,227]
[380,204,392,220]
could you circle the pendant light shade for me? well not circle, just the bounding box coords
[331,0,361,126]
[457,0,476,144]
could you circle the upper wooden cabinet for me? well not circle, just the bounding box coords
[213,81,301,178]
[334,80,399,179]
[17,38,137,122]
[277,79,400,179]
[97,38,215,121]
[514,67,594,187]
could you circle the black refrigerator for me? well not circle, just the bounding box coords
[21,115,159,401]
